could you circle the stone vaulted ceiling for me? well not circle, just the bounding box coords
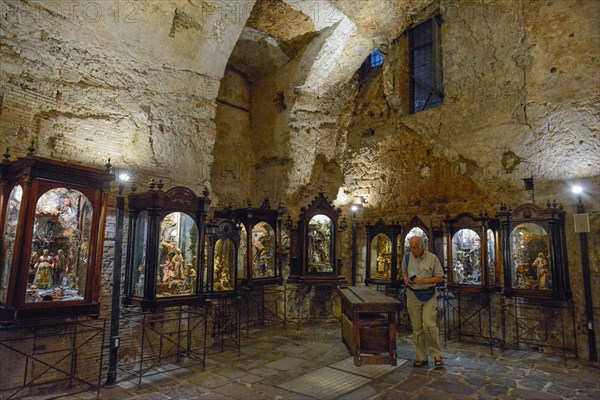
[228,0,437,83]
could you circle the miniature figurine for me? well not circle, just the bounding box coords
[29,250,38,284]
[33,249,53,289]
[531,253,548,284]
[454,260,465,283]
[52,249,68,287]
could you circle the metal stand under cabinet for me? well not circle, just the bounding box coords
[204,296,241,355]
[287,285,340,328]
[118,306,207,386]
[0,316,106,399]
[500,297,577,361]
[240,285,286,335]
[443,290,494,354]
[337,286,400,366]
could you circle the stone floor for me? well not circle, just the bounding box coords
[68,322,599,399]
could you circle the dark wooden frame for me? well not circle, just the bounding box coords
[364,219,401,287]
[234,200,284,287]
[398,216,445,281]
[287,192,347,286]
[122,185,210,311]
[498,202,570,301]
[204,214,241,298]
[444,212,498,293]
[0,155,112,323]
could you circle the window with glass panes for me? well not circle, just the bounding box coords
[409,16,443,113]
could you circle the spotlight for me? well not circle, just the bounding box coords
[572,185,583,194]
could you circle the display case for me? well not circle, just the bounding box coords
[287,192,347,286]
[204,208,241,297]
[235,199,284,287]
[498,202,570,300]
[365,219,401,286]
[444,212,498,293]
[0,149,112,323]
[122,182,210,311]
[398,216,445,282]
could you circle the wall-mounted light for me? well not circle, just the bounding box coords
[572,185,583,195]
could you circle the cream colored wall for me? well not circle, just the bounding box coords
[0,0,597,361]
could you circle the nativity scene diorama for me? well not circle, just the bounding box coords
[122,183,210,311]
[234,199,285,287]
[365,219,401,286]
[444,212,498,293]
[0,149,113,322]
[287,192,348,286]
[204,210,241,297]
[498,202,570,301]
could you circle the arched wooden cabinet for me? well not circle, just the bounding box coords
[234,199,285,287]
[497,202,570,301]
[287,192,347,286]
[122,182,211,311]
[444,212,498,293]
[0,152,113,323]
[364,219,401,286]
[398,216,445,283]
[204,207,241,298]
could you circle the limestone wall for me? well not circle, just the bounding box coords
[0,2,598,390]
[336,0,599,359]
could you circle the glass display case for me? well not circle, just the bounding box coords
[235,199,284,287]
[204,210,241,297]
[498,202,570,300]
[0,150,113,323]
[444,212,498,293]
[398,216,445,282]
[122,183,210,310]
[287,192,347,286]
[365,219,401,286]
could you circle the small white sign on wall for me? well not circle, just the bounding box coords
[573,214,590,233]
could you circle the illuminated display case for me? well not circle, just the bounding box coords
[122,182,210,311]
[0,149,112,323]
[398,216,445,283]
[204,207,241,297]
[498,202,570,300]
[444,212,498,293]
[235,199,284,287]
[365,219,401,286]
[287,192,347,286]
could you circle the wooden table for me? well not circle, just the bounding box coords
[337,286,400,366]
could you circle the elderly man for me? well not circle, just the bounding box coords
[402,235,445,367]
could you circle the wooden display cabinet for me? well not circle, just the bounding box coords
[204,207,241,298]
[0,149,113,323]
[444,212,498,293]
[365,219,401,287]
[235,199,285,287]
[122,182,210,311]
[287,192,347,286]
[399,216,445,282]
[497,202,570,301]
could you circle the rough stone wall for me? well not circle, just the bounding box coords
[0,2,598,388]
[0,0,251,386]
[212,66,253,207]
[0,0,256,191]
[334,0,599,358]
